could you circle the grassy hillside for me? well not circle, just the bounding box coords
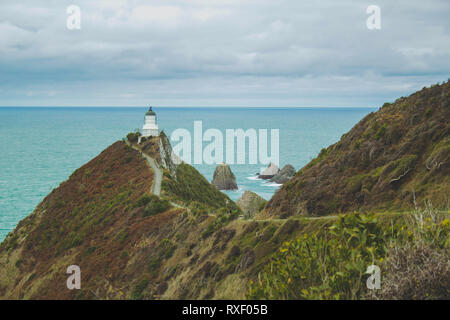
[0,140,243,299]
[264,81,450,218]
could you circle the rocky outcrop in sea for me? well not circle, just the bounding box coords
[270,164,295,184]
[258,162,279,179]
[237,190,267,219]
[212,163,238,190]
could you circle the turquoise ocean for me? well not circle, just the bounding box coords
[0,107,374,241]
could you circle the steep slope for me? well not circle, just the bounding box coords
[0,141,155,298]
[0,138,247,299]
[264,81,450,218]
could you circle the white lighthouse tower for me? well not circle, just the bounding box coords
[142,106,159,137]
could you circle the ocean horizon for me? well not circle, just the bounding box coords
[0,106,375,241]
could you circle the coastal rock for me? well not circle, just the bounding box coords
[212,163,238,190]
[159,130,182,176]
[270,164,295,184]
[258,162,280,179]
[236,190,267,218]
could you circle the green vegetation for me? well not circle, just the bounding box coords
[374,123,387,140]
[304,147,329,169]
[258,201,267,212]
[160,239,177,259]
[162,163,238,212]
[135,194,153,207]
[189,201,209,217]
[382,154,418,184]
[202,208,239,239]
[131,279,149,300]
[147,239,177,277]
[141,195,171,218]
[248,208,449,300]
[148,257,162,275]
[126,131,140,143]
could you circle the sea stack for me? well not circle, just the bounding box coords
[212,163,238,190]
[237,190,267,219]
[258,162,280,179]
[270,164,295,184]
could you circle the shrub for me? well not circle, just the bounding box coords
[126,131,140,143]
[160,239,177,259]
[104,182,114,189]
[148,258,162,275]
[370,242,449,299]
[135,195,153,207]
[248,206,449,300]
[142,196,171,218]
[15,259,23,268]
[115,229,128,242]
[258,201,266,212]
[201,209,239,239]
[374,123,387,140]
[131,279,149,300]
[384,154,418,183]
[190,201,209,217]
[248,213,387,299]
[120,250,128,259]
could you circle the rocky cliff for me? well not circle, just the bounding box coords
[258,163,279,179]
[270,164,295,184]
[236,191,267,219]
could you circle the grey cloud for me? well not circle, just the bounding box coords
[0,0,449,106]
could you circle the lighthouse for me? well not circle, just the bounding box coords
[142,106,159,137]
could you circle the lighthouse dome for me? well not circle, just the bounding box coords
[146,107,156,116]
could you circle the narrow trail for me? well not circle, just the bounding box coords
[126,142,162,196]
[127,141,188,211]
[236,215,339,223]
[142,153,162,196]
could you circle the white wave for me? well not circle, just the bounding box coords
[262,182,282,187]
[247,176,261,181]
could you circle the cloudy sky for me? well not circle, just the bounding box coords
[0,0,449,107]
